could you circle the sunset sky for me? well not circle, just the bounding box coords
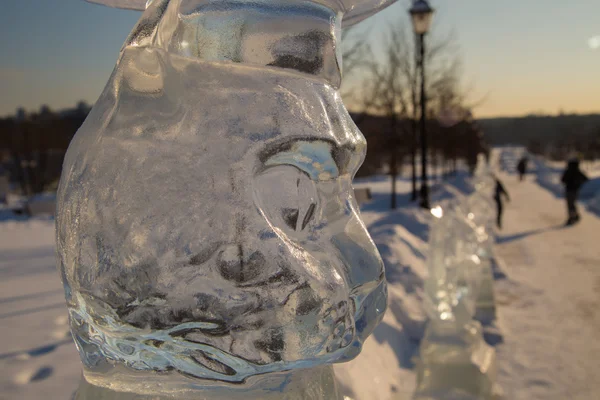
[0,0,598,118]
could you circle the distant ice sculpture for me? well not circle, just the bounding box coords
[415,204,497,400]
[57,0,394,398]
[422,205,482,329]
[462,169,498,322]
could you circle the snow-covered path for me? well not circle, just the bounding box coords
[494,167,600,400]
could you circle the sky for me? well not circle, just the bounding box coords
[0,0,598,118]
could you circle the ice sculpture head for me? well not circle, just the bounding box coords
[57,0,387,384]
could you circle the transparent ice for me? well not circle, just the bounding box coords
[461,165,498,321]
[56,0,392,395]
[423,205,482,328]
[415,200,497,399]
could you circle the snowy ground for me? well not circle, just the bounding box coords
[2,147,600,399]
[491,148,600,400]
[0,217,80,400]
[336,177,427,400]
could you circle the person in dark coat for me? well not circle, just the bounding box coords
[561,158,589,225]
[516,157,528,181]
[494,177,510,229]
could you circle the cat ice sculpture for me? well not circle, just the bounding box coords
[56,0,391,389]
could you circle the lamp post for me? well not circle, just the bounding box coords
[409,0,434,209]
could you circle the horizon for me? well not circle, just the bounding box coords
[1,0,599,119]
[6,100,599,121]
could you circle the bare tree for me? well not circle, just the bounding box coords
[341,27,371,79]
[340,25,377,127]
[353,20,470,208]
[362,25,412,209]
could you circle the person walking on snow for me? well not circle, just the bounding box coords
[494,177,510,229]
[561,158,589,226]
[517,157,528,181]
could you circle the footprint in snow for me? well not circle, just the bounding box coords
[4,339,73,362]
[14,366,54,384]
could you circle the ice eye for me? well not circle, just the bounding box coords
[254,165,319,234]
[281,208,300,230]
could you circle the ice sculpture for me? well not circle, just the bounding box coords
[57,0,394,398]
[422,205,482,330]
[459,214,495,324]
[461,172,498,322]
[415,204,497,400]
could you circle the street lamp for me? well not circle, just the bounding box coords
[409,0,434,209]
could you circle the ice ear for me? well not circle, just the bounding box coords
[85,0,148,10]
[84,0,398,26]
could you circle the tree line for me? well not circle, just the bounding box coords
[0,100,485,201]
[480,113,600,161]
[0,103,90,195]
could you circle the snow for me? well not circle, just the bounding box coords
[0,217,81,400]
[334,172,479,400]
[2,147,600,399]
[492,148,600,400]
[336,177,428,399]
